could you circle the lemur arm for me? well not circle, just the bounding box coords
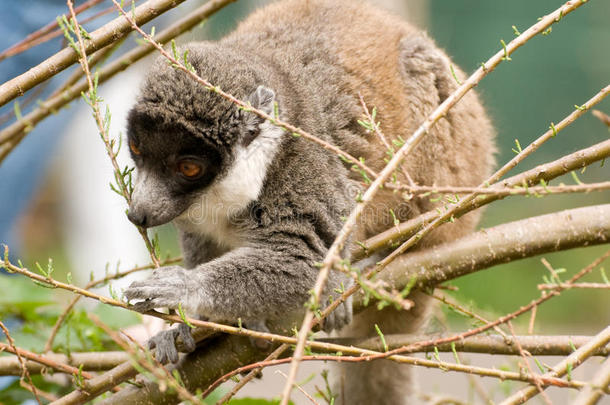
[124,234,352,363]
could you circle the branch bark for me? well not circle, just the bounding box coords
[3,335,606,376]
[0,351,128,376]
[0,0,190,108]
[500,326,610,405]
[377,204,610,293]
[573,355,610,405]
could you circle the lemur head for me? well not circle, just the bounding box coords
[126,43,279,228]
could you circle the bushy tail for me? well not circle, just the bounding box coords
[330,292,433,404]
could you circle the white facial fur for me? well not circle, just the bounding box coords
[174,121,284,247]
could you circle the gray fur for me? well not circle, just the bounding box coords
[123,0,495,403]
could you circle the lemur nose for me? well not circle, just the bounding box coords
[127,208,148,228]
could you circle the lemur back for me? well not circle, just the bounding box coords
[124,1,495,403]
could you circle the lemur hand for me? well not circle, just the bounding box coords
[148,323,196,364]
[124,265,203,313]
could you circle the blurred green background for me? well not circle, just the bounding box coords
[426,0,610,333]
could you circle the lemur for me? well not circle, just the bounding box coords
[123,1,495,403]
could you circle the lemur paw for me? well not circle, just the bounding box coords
[322,295,353,332]
[124,266,200,313]
[149,323,196,364]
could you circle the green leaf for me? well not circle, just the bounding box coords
[374,324,388,352]
[177,303,195,328]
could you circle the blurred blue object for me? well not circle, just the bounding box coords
[0,1,70,259]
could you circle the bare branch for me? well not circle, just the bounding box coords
[0,321,43,404]
[0,350,128,376]
[325,334,610,358]
[0,0,105,62]
[573,355,610,405]
[592,109,610,127]
[0,0,201,108]
[377,204,610,291]
[4,334,604,377]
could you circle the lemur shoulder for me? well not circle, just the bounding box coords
[124,1,495,403]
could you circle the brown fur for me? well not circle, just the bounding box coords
[128,1,495,402]
[237,2,495,403]
[236,1,494,242]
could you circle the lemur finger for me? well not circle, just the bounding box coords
[124,284,161,300]
[149,329,179,364]
[157,338,179,364]
[125,284,182,301]
[176,323,196,353]
[131,299,158,313]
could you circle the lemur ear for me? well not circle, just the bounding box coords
[248,85,275,115]
[240,86,277,147]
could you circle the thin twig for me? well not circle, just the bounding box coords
[275,370,320,405]
[0,351,129,376]
[67,0,161,269]
[386,181,610,196]
[358,136,610,260]
[500,325,610,405]
[44,257,180,352]
[0,342,96,379]
[507,321,552,405]
[0,0,105,62]
[0,321,43,405]
[572,355,610,405]
[538,282,610,290]
[2,334,606,377]
[214,344,288,404]
[430,292,509,341]
[90,315,204,404]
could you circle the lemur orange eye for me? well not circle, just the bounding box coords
[129,139,141,155]
[178,161,202,178]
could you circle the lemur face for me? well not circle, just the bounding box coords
[126,82,277,229]
[125,112,226,228]
[125,43,278,229]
